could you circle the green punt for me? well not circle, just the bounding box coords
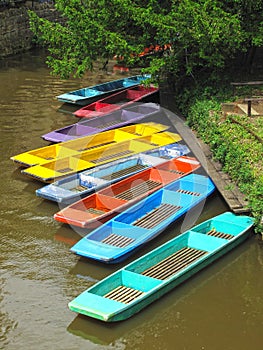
[68,212,254,322]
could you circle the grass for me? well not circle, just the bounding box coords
[181,89,263,234]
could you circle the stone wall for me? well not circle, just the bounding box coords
[0,1,59,58]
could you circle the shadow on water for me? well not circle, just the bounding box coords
[57,103,81,115]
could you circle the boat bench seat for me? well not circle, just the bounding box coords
[126,90,148,100]
[96,102,118,111]
[79,173,107,189]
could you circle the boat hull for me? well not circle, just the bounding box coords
[21,132,182,183]
[53,156,201,228]
[74,86,159,118]
[35,144,190,204]
[42,103,161,143]
[68,212,254,322]
[12,122,166,168]
[57,75,151,105]
[70,174,215,262]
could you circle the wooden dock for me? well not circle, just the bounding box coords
[165,110,250,214]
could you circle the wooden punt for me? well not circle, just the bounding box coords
[68,211,254,322]
[11,122,166,167]
[54,156,201,227]
[57,75,151,105]
[35,143,190,204]
[42,102,162,143]
[73,85,159,118]
[70,173,215,262]
[21,132,182,183]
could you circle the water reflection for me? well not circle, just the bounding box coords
[0,276,18,348]
[57,103,80,115]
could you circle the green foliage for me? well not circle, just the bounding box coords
[28,0,263,79]
[186,92,263,233]
[28,0,263,232]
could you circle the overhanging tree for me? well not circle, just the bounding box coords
[28,0,262,84]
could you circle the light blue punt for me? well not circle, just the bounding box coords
[70,174,215,263]
[57,75,151,105]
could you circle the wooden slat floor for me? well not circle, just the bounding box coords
[115,179,160,201]
[142,247,207,280]
[104,285,145,304]
[101,163,147,181]
[133,203,182,229]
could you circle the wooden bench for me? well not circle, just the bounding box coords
[230,81,263,116]
[231,81,263,88]
[231,81,263,86]
[231,81,263,94]
[243,97,263,116]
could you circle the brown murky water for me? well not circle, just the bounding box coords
[0,50,262,350]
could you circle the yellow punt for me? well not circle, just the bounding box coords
[21,132,181,183]
[10,122,168,168]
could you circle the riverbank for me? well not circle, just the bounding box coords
[177,89,263,235]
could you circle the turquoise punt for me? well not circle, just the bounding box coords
[68,212,254,322]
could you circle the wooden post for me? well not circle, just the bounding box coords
[247,99,252,116]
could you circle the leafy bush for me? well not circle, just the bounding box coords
[185,92,263,233]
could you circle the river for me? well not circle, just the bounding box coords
[0,49,262,350]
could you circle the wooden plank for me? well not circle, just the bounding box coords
[133,203,182,229]
[96,120,123,129]
[58,167,73,173]
[101,233,135,247]
[86,208,105,215]
[176,188,201,196]
[142,247,207,280]
[115,180,160,201]
[70,184,87,192]
[231,81,263,86]
[169,169,184,174]
[91,150,133,164]
[243,97,263,102]
[104,286,144,304]
[78,141,114,152]
[207,229,234,240]
[101,164,147,180]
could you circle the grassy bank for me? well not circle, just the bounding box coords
[175,86,263,233]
